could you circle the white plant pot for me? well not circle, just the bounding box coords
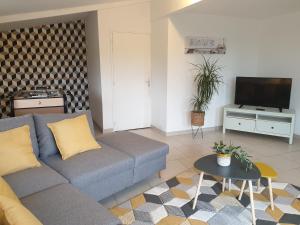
[217,154,231,167]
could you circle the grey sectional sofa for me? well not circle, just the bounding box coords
[1,111,169,225]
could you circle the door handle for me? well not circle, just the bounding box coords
[146,80,151,87]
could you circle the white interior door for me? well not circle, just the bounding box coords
[112,32,151,131]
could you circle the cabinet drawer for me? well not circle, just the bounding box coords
[14,107,64,116]
[256,120,291,136]
[14,98,64,109]
[225,117,255,132]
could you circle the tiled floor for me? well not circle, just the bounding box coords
[99,128,300,208]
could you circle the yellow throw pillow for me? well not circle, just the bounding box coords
[0,177,19,203]
[0,195,42,225]
[0,126,41,176]
[0,177,20,223]
[47,114,101,160]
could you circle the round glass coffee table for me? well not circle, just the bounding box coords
[193,154,261,225]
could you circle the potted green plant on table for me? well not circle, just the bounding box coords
[213,141,240,167]
[213,141,253,171]
[191,56,223,127]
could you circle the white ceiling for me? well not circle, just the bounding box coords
[0,12,92,31]
[186,0,300,19]
[1,0,300,20]
[0,0,132,16]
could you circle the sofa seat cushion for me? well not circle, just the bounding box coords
[99,131,169,167]
[0,114,39,157]
[34,111,95,159]
[21,183,121,225]
[3,162,68,198]
[43,144,134,189]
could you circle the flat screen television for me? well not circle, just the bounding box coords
[235,77,292,111]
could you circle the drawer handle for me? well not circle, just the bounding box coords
[271,127,274,129]
[38,101,42,105]
[238,123,241,125]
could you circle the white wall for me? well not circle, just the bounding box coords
[2,0,299,135]
[151,18,169,131]
[164,13,259,133]
[257,11,300,135]
[86,11,103,130]
[98,2,151,131]
[155,11,300,136]
[0,0,151,131]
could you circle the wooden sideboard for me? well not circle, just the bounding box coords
[11,90,67,116]
[13,97,65,116]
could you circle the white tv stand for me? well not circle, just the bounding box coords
[223,105,296,144]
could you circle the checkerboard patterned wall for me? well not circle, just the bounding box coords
[0,20,89,118]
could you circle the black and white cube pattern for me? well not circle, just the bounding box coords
[0,20,89,118]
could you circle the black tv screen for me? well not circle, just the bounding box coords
[235,77,292,109]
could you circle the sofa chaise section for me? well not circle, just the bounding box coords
[43,144,134,201]
[21,183,121,225]
[99,131,169,183]
[0,111,169,225]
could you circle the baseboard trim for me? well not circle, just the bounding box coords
[151,126,222,137]
[294,134,300,139]
[103,125,300,139]
[103,128,114,134]
[150,126,167,135]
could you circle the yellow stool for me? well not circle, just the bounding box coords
[239,162,277,211]
[255,162,277,210]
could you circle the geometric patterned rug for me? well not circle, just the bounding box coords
[110,169,300,225]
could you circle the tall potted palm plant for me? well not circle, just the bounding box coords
[191,56,223,126]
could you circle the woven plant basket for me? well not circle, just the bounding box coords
[191,111,205,126]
